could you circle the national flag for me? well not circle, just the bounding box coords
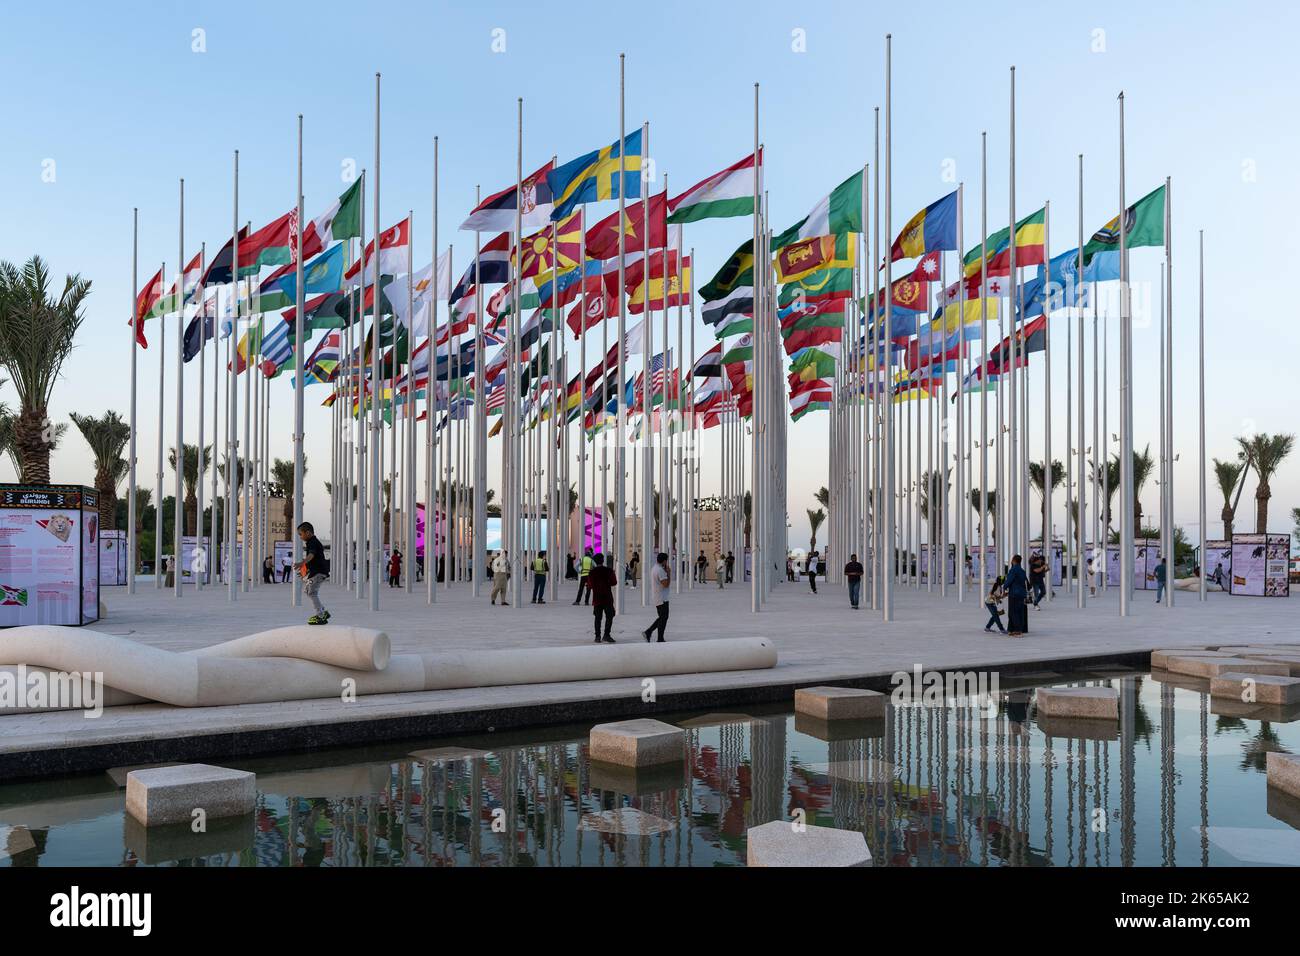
[305,330,342,383]
[200,226,250,286]
[977,314,1048,379]
[713,309,753,340]
[692,342,723,379]
[963,206,1047,277]
[344,218,411,286]
[773,233,856,283]
[1081,184,1167,263]
[666,150,760,224]
[890,190,959,261]
[182,294,217,363]
[131,267,164,347]
[461,160,556,233]
[547,129,643,221]
[700,238,754,302]
[450,231,512,301]
[864,270,930,315]
[627,255,690,314]
[306,178,364,247]
[771,169,865,248]
[933,296,999,334]
[790,378,832,421]
[702,286,753,328]
[778,266,853,310]
[146,251,204,319]
[565,284,617,337]
[789,344,838,383]
[514,209,583,280]
[721,332,754,365]
[541,260,603,311]
[236,210,298,277]
[261,242,348,310]
[584,190,670,260]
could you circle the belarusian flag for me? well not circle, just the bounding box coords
[666,150,760,224]
[771,169,865,250]
[1082,184,1166,264]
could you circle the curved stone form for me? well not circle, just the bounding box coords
[0,628,776,710]
[189,625,391,671]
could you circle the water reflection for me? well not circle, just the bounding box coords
[2,671,1299,867]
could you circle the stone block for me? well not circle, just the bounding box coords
[588,718,686,768]
[1150,649,1226,670]
[746,820,872,867]
[125,763,256,828]
[1237,653,1300,676]
[106,762,185,789]
[794,713,886,742]
[1210,673,1300,706]
[588,759,685,796]
[794,686,886,721]
[1035,686,1119,720]
[1267,752,1300,800]
[1165,655,1291,679]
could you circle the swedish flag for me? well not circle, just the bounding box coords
[546,129,643,220]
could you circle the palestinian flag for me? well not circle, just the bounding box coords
[666,150,760,224]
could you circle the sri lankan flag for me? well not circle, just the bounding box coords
[774,233,856,284]
[547,129,643,220]
[963,207,1046,278]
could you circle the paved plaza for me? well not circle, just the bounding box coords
[3,575,1295,771]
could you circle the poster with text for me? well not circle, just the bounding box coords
[273,540,293,581]
[0,506,79,625]
[1134,540,1161,590]
[180,536,212,583]
[1230,534,1267,596]
[1204,540,1232,590]
[80,504,99,622]
[1265,534,1290,597]
[98,530,127,586]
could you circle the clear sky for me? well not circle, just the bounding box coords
[2,0,1298,552]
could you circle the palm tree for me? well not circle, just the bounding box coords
[968,488,998,543]
[69,411,130,527]
[1091,455,1121,537]
[919,468,951,551]
[807,507,826,554]
[270,457,307,531]
[133,487,152,571]
[167,443,212,536]
[0,256,92,483]
[1291,507,1300,546]
[1132,444,1154,531]
[1028,459,1064,540]
[0,409,65,481]
[1213,457,1248,539]
[1237,433,1295,533]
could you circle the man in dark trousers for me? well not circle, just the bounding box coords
[807,550,819,594]
[844,553,864,609]
[1004,554,1029,636]
[1028,551,1048,607]
[572,547,594,605]
[587,552,617,643]
[298,522,330,625]
[643,552,671,643]
[725,551,735,583]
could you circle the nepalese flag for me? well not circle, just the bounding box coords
[344,218,411,286]
[890,190,959,262]
[461,160,555,233]
[584,190,671,260]
[547,129,643,221]
[514,209,583,280]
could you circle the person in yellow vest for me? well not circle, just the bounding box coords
[572,547,594,605]
[530,551,549,604]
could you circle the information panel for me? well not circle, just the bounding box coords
[1204,539,1232,590]
[0,484,100,626]
[1134,538,1162,590]
[1230,533,1290,597]
[180,535,212,583]
[273,540,293,581]
[98,529,127,586]
[919,544,956,584]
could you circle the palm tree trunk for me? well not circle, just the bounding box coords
[93,467,116,528]
[1221,505,1233,540]
[1256,483,1270,534]
[15,407,50,484]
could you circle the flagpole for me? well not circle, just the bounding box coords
[1076,155,1087,608]
[473,185,485,598]
[211,250,220,590]
[405,206,416,594]
[242,268,252,593]
[290,114,306,606]
[1163,175,1174,607]
[155,257,166,590]
[871,108,881,610]
[355,177,367,600]
[227,153,239,601]
[615,54,627,617]
[578,204,588,573]
[979,132,989,605]
[195,242,206,590]
[428,141,440,604]
[750,83,761,614]
[1042,197,1053,600]
[128,210,139,595]
[1117,90,1133,617]
[1197,229,1206,601]
[370,73,383,613]
[881,38,895,619]
[173,179,186,597]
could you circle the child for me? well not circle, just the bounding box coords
[984,575,1007,633]
[298,522,330,625]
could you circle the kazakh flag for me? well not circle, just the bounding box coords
[547,129,643,220]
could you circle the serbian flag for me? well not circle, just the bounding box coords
[460,160,555,233]
[344,218,411,286]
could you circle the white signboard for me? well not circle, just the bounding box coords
[0,485,100,626]
[99,529,127,586]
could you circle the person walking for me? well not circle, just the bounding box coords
[643,552,671,642]
[1029,551,1047,608]
[1005,554,1029,636]
[1086,555,1098,596]
[984,575,1007,633]
[806,550,819,594]
[262,555,274,584]
[572,547,593,605]
[490,550,510,606]
[530,551,549,604]
[715,552,726,589]
[628,550,640,589]
[844,553,864,609]
[298,521,331,625]
[588,552,617,644]
[1155,556,1167,604]
[388,549,402,588]
[696,550,707,583]
[725,551,735,583]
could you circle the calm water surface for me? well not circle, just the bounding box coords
[3,669,1299,867]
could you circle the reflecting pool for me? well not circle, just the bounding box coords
[3,669,1299,866]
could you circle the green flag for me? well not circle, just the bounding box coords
[1082,184,1166,263]
[701,239,754,302]
[771,169,865,251]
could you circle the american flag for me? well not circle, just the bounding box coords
[649,349,672,393]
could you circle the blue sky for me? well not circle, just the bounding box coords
[2,0,1298,549]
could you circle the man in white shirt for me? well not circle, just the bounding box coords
[643,552,671,642]
[490,550,510,606]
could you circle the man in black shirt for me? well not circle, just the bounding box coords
[298,521,330,625]
[844,553,865,609]
[586,553,617,644]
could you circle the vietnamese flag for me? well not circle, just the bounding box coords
[584,191,668,260]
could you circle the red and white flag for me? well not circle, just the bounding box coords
[344,217,411,286]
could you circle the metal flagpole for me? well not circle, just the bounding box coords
[195,243,206,590]
[750,89,761,613]
[1076,155,1087,608]
[511,98,525,610]
[427,141,439,603]
[1042,198,1053,601]
[578,205,587,579]
[882,38,894,620]
[174,180,185,597]
[370,74,383,612]
[227,153,239,602]
[1118,91,1133,616]
[1197,230,1206,601]
[955,182,966,602]
[1007,66,1020,563]
[615,54,628,616]
[1163,176,1174,607]
[640,123,653,606]
[978,132,989,604]
[211,248,220,591]
[292,114,306,607]
[156,257,165,590]
[1092,278,1100,590]
[405,207,417,594]
[871,109,881,611]
[473,184,486,598]
[129,210,139,595]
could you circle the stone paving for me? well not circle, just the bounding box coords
[2,573,1296,767]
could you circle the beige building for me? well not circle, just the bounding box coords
[237,496,290,558]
